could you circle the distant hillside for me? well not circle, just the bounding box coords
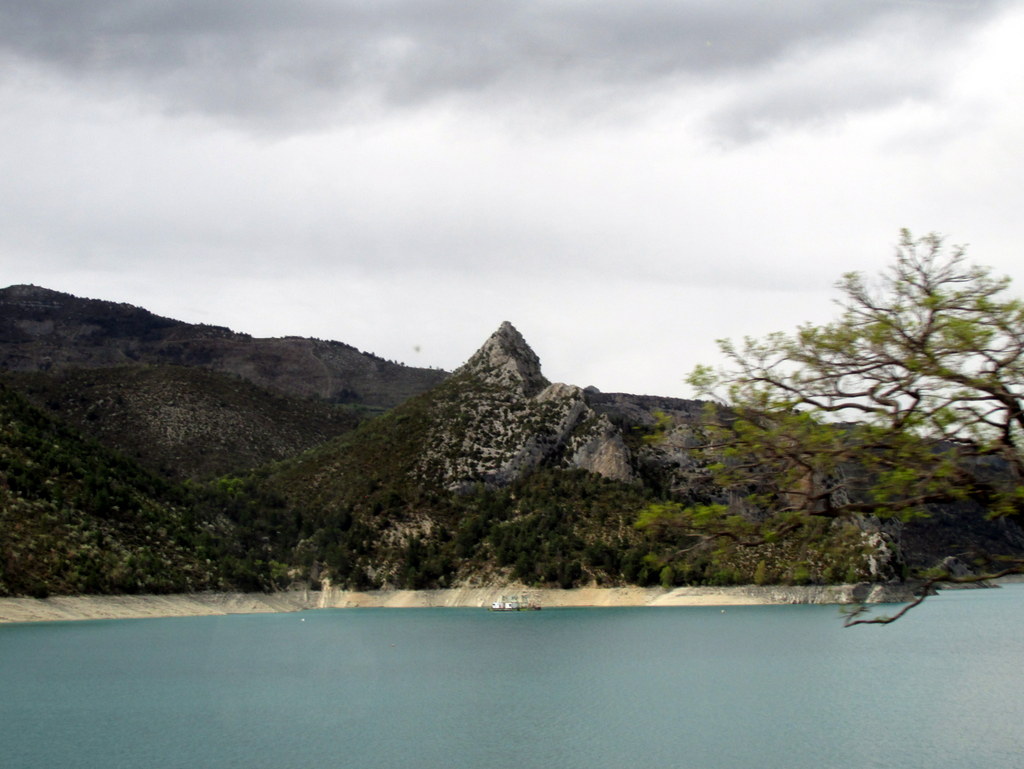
[2,365,366,481]
[0,284,447,408]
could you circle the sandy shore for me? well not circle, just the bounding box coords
[0,583,917,624]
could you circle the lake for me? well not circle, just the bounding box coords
[2,586,1022,769]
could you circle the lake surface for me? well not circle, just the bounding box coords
[2,587,1023,769]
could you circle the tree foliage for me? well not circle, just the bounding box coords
[641,231,1024,621]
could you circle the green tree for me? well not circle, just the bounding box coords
[641,231,1024,623]
[753,559,769,586]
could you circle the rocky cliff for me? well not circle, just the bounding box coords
[418,322,634,489]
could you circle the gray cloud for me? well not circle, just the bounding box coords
[0,0,1007,134]
[2,0,1021,397]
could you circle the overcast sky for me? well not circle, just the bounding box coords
[2,1,1022,396]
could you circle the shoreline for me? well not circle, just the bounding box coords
[0,583,918,624]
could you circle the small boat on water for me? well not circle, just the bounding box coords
[489,594,541,611]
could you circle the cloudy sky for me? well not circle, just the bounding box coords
[2,1,1022,396]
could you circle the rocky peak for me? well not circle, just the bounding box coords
[458,321,549,397]
[420,323,636,489]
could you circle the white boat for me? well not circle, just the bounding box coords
[489,594,541,611]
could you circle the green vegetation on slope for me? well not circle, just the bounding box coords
[3,366,369,480]
[5,255,1019,600]
[0,384,224,596]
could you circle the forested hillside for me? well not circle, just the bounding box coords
[2,286,1022,598]
[0,384,224,596]
[3,365,366,480]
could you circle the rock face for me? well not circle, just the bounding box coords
[460,321,549,397]
[0,284,446,407]
[419,322,635,489]
[570,419,634,481]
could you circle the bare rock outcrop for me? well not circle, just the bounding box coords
[458,321,549,397]
[419,322,635,489]
[570,416,634,483]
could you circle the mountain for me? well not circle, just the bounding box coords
[0,284,446,407]
[0,283,448,481]
[245,323,663,589]
[243,322,903,590]
[415,321,634,489]
[3,294,1022,597]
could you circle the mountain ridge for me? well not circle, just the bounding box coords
[0,284,446,408]
[3,287,1023,596]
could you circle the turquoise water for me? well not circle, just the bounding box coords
[2,587,1023,769]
